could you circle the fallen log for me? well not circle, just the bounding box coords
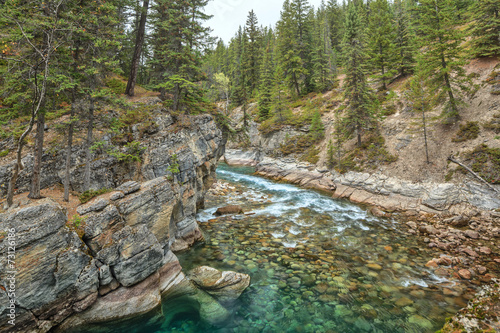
[447,155,498,194]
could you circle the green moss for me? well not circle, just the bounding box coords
[78,188,112,204]
[452,121,480,142]
[0,149,9,157]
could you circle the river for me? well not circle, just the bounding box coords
[78,163,474,333]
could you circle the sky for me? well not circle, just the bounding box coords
[204,0,326,43]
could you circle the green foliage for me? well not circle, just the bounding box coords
[107,141,146,163]
[341,3,376,145]
[166,154,180,178]
[484,113,500,133]
[0,150,9,158]
[79,188,112,204]
[301,147,320,164]
[105,77,127,95]
[309,111,324,141]
[462,144,500,184]
[367,0,398,90]
[452,121,480,142]
[468,0,500,57]
[280,134,315,155]
[416,0,471,120]
[70,214,87,228]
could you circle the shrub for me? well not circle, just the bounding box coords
[452,121,480,142]
[0,149,9,158]
[484,114,500,133]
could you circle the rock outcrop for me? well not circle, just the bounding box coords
[0,113,252,332]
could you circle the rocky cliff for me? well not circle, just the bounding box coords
[0,110,249,332]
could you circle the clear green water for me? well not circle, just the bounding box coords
[76,164,475,333]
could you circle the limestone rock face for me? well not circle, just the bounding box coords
[0,113,230,332]
[0,199,99,333]
[189,266,251,305]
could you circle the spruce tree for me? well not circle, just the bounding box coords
[276,0,305,96]
[367,0,397,90]
[393,0,415,76]
[312,2,336,92]
[468,0,500,57]
[341,3,375,147]
[258,43,274,120]
[417,0,470,120]
[244,10,261,96]
[151,0,212,112]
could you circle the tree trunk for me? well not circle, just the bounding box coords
[64,92,76,202]
[28,110,45,199]
[292,72,300,96]
[84,97,94,191]
[421,95,430,164]
[125,0,149,97]
[356,124,362,147]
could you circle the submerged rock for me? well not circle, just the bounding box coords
[189,266,250,305]
[214,205,244,216]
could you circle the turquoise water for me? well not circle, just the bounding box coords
[76,164,475,333]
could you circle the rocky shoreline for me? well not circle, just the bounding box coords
[224,148,500,329]
[0,113,252,332]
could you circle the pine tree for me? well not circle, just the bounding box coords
[258,43,274,120]
[244,10,261,96]
[367,0,397,90]
[311,2,336,92]
[417,0,470,120]
[341,3,375,147]
[276,0,305,96]
[151,0,212,112]
[393,0,416,76]
[468,0,500,57]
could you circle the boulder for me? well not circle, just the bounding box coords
[189,266,250,305]
[214,205,244,216]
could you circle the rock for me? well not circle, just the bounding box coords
[214,205,244,216]
[110,191,125,201]
[458,269,472,280]
[479,246,492,254]
[77,198,110,215]
[0,199,99,332]
[189,266,250,305]
[408,315,433,329]
[464,230,480,239]
[406,221,417,229]
[367,263,382,271]
[443,216,469,227]
[395,297,414,307]
[116,181,141,195]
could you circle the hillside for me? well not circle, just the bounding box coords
[227,57,500,187]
